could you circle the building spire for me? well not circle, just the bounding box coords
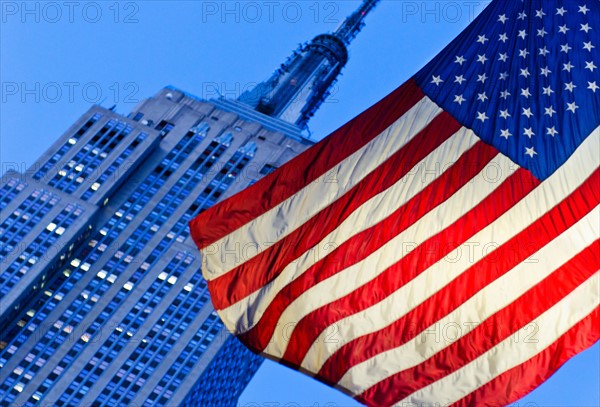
[237,0,380,130]
[334,0,381,45]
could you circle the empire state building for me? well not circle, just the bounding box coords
[0,1,379,405]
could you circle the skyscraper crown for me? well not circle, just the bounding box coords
[238,0,380,129]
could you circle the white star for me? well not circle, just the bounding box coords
[498,53,509,62]
[521,88,532,98]
[454,75,466,85]
[542,86,554,96]
[561,62,574,73]
[581,23,592,33]
[535,8,546,18]
[477,92,488,102]
[518,30,528,39]
[500,90,511,99]
[499,109,511,119]
[477,73,488,83]
[588,81,599,92]
[545,106,556,117]
[431,75,444,86]
[540,66,552,77]
[525,146,537,158]
[500,129,512,139]
[537,28,548,37]
[579,5,590,15]
[522,107,533,118]
[585,61,597,72]
[476,111,489,122]
[524,128,535,138]
[565,82,577,92]
[499,72,509,80]
[560,43,572,53]
[558,25,570,34]
[498,14,508,23]
[454,94,466,105]
[477,35,489,44]
[556,7,567,16]
[520,68,530,78]
[477,54,488,64]
[499,33,509,43]
[538,46,550,56]
[519,48,530,58]
[546,127,559,137]
[567,101,579,113]
[518,11,527,20]
[583,41,595,52]
[455,55,466,65]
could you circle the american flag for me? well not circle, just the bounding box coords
[190,0,599,405]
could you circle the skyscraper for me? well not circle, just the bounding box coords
[0,1,379,405]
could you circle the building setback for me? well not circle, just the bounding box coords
[0,1,379,405]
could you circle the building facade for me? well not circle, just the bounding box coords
[0,2,379,405]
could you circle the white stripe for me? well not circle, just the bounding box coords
[336,207,599,394]
[262,152,517,357]
[396,272,599,405]
[217,127,482,333]
[202,97,442,280]
[300,129,600,373]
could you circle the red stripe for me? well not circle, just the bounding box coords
[236,140,500,352]
[317,168,600,386]
[189,80,426,249]
[208,112,463,310]
[354,241,600,407]
[279,167,539,366]
[452,308,599,407]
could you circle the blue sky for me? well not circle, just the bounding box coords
[1,1,598,405]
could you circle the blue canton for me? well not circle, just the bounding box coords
[415,0,600,180]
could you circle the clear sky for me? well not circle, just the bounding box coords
[1,1,598,405]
